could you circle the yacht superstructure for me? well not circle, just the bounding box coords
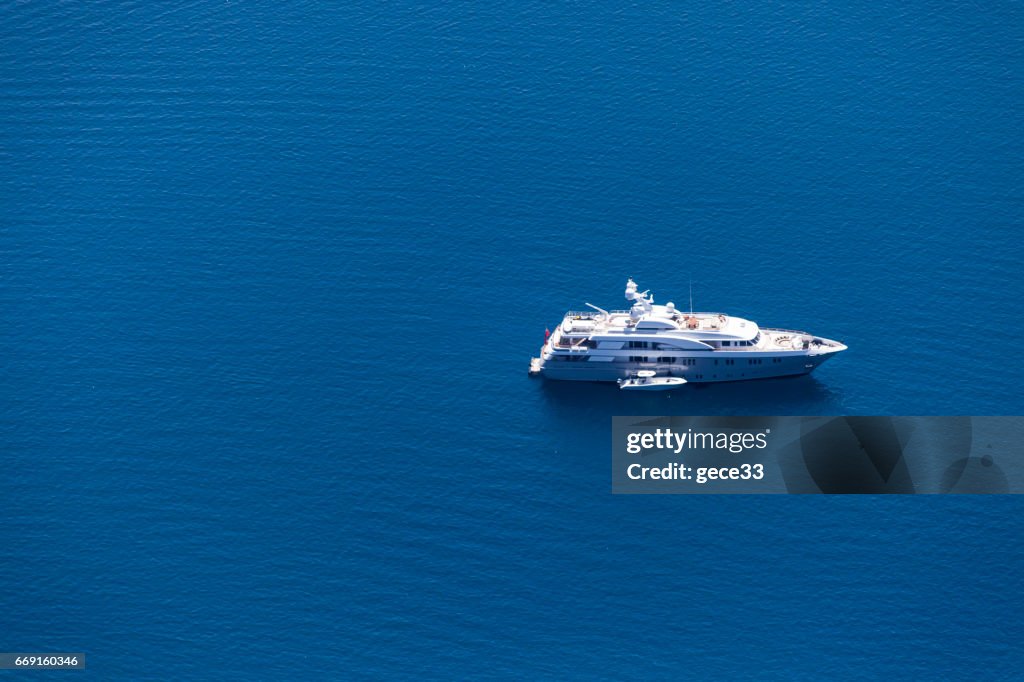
[529,279,846,387]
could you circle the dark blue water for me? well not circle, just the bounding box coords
[3,2,1024,678]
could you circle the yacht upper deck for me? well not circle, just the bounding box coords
[552,279,806,350]
[560,307,758,340]
[539,279,847,361]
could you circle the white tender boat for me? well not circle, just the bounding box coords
[618,370,688,391]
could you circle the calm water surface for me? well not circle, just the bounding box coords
[2,2,1023,678]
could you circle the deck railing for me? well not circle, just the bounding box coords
[760,327,811,336]
[565,310,729,318]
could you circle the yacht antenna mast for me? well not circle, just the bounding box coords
[689,279,693,315]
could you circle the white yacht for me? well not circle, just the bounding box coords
[529,279,846,387]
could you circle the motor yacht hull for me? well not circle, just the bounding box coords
[535,348,839,384]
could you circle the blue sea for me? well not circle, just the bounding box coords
[3,2,1024,678]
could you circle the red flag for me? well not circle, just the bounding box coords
[544,328,551,341]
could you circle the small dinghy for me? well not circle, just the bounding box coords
[618,370,688,391]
